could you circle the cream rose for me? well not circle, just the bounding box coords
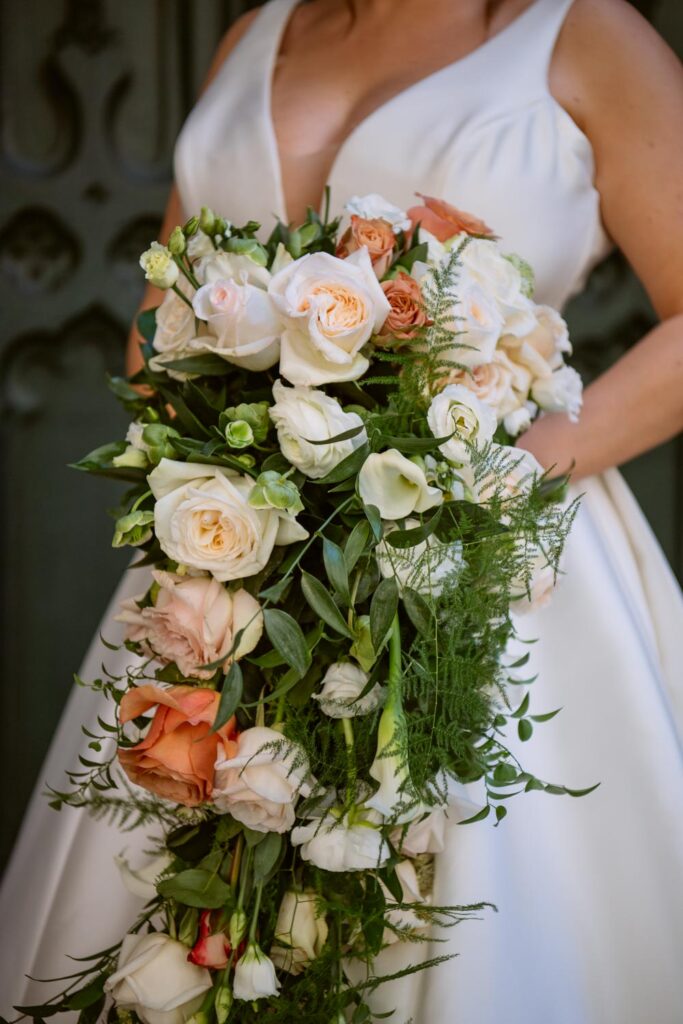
[269,379,367,479]
[427,383,498,464]
[358,449,442,520]
[291,807,390,871]
[441,350,531,421]
[195,250,271,289]
[375,519,463,597]
[149,287,208,380]
[115,569,263,679]
[458,237,537,337]
[270,890,329,975]
[213,726,313,832]
[148,459,307,582]
[313,662,386,719]
[268,248,391,385]
[392,807,447,856]
[191,278,281,371]
[104,932,211,1024]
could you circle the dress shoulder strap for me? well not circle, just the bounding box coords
[503,0,576,98]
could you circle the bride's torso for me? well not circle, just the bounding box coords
[174,0,614,310]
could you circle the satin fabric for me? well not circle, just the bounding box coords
[3,1,683,1019]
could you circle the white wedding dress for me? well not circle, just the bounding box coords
[3,0,683,1020]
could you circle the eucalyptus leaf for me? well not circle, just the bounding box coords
[253,832,283,883]
[401,587,433,637]
[313,442,369,485]
[161,354,233,376]
[263,609,311,677]
[304,424,366,445]
[323,536,351,605]
[384,507,443,549]
[344,520,371,573]
[212,662,243,732]
[370,577,399,653]
[301,572,354,638]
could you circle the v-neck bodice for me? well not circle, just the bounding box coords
[174,0,613,310]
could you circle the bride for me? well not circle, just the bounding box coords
[3,0,683,1020]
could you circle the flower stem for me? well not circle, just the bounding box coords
[248,883,264,943]
[230,833,244,889]
[340,717,356,798]
[387,613,402,699]
[171,283,194,310]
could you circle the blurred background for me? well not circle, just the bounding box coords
[1,0,681,868]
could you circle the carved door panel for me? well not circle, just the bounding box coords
[1,0,681,868]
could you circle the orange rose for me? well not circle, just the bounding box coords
[377,272,431,345]
[406,193,495,242]
[118,684,237,807]
[336,215,395,279]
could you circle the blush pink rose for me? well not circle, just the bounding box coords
[116,570,263,680]
[377,272,431,345]
[188,911,231,969]
[336,215,395,279]
[118,684,237,807]
[407,192,495,241]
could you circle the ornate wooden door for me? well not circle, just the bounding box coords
[1,0,680,867]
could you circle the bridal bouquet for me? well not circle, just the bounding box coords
[20,191,592,1024]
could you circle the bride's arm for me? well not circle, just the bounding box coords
[518,0,683,480]
[124,9,261,377]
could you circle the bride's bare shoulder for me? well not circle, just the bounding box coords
[550,0,682,133]
[202,7,262,91]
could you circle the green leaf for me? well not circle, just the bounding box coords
[566,782,601,797]
[494,805,508,825]
[301,572,354,638]
[313,442,369,485]
[369,577,399,652]
[160,354,232,376]
[364,503,383,541]
[263,609,311,678]
[66,977,106,1011]
[213,663,243,732]
[253,832,283,883]
[166,822,214,862]
[457,804,490,825]
[381,433,453,454]
[384,507,443,549]
[401,587,433,637]
[158,868,233,909]
[137,307,158,342]
[396,241,428,273]
[344,520,371,573]
[518,718,533,742]
[530,707,562,723]
[492,763,518,785]
[258,578,291,603]
[304,424,366,445]
[511,692,530,719]
[323,536,351,605]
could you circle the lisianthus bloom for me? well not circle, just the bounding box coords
[406,193,495,241]
[233,942,281,1001]
[291,806,390,871]
[188,910,231,969]
[118,685,236,807]
[336,214,395,278]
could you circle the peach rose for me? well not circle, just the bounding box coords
[376,272,431,345]
[118,684,237,807]
[336,215,395,279]
[437,351,531,420]
[406,192,495,241]
[116,570,263,680]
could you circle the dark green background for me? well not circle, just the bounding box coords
[1,0,681,868]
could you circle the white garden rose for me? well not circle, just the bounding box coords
[148,459,307,582]
[191,277,281,371]
[375,519,463,597]
[503,400,537,437]
[531,365,583,422]
[504,303,570,364]
[233,943,281,1001]
[457,237,537,337]
[115,569,263,679]
[195,250,271,289]
[268,248,391,385]
[104,932,212,1024]
[185,229,215,261]
[270,890,329,975]
[510,549,558,615]
[269,380,367,479]
[358,449,441,520]
[149,287,207,380]
[213,726,313,833]
[344,193,411,233]
[427,383,498,464]
[313,662,386,719]
[140,242,178,290]
[291,807,390,871]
